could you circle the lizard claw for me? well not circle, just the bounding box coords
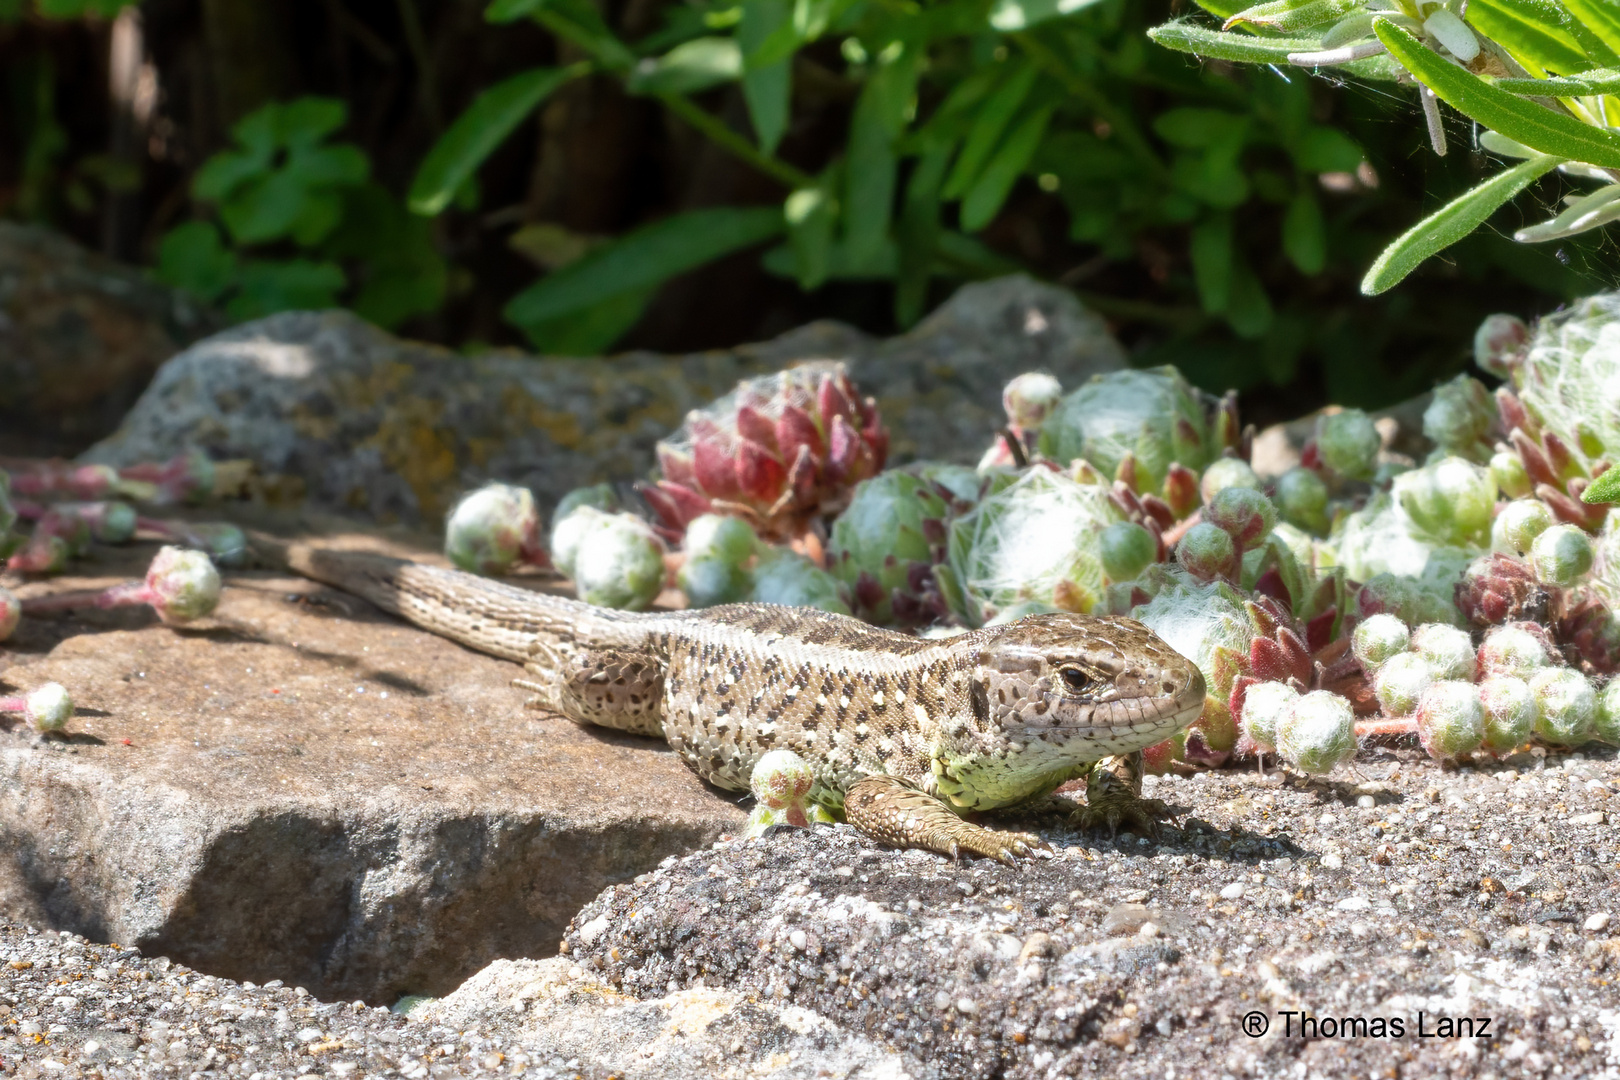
[845,775,1052,864]
[1069,796,1173,840]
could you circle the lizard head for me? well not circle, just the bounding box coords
[970,612,1206,756]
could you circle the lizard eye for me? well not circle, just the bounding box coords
[1058,667,1092,694]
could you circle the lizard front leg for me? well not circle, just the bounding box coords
[844,775,1049,865]
[1069,751,1174,837]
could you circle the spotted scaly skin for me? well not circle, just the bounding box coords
[285,546,1207,862]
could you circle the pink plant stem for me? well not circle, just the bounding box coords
[0,697,25,714]
[20,583,153,616]
[1355,716,1418,739]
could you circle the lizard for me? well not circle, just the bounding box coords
[280,543,1207,863]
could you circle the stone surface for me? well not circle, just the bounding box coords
[0,530,742,1005]
[0,223,221,453]
[83,275,1125,524]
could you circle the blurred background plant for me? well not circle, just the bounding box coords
[2,0,1611,430]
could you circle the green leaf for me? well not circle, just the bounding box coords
[1582,466,1620,504]
[988,0,1108,33]
[1359,153,1561,295]
[1566,0,1620,57]
[1292,125,1363,172]
[1225,254,1274,339]
[1148,20,1323,65]
[1495,68,1620,95]
[193,148,272,203]
[219,172,310,245]
[485,0,544,21]
[960,105,1053,231]
[627,37,743,95]
[1282,190,1325,274]
[1222,0,1358,34]
[739,0,792,155]
[943,62,1037,200]
[410,66,582,215]
[277,98,349,150]
[1153,108,1246,149]
[1190,214,1233,313]
[156,221,238,303]
[1374,19,1620,167]
[504,206,784,329]
[844,50,916,269]
[283,143,369,188]
[896,143,950,327]
[785,184,836,290]
[518,286,659,354]
[228,259,346,320]
[1466,0,1594,74]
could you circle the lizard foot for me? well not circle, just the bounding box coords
[845,775,1051,865]
[1069,752,1175,839]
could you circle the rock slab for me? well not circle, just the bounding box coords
[84,276,1125,523]
[0,536,742,1004]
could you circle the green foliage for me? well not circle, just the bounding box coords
[1152,0,1620,294]
[406,0,1378,350]
[0,0,135,19]
[158,99,446,328]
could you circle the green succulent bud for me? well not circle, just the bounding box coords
[1393,456,1495,544]
[0,586,17,641]
[1415,680,1486,761]
[1410,622,1477,681]
[1099,521,1158,583]
[1273,467,1330,535]
[1478,624,1552,678]
[1315,410,1380,480]
[1478,675,1536,754]
[572,514,666,610]
[445,482,544,576]
[22,683,74,733]
[1199,458,1261,505]
[1376,653,1437,717]
[1490,452,1533,500]
[1473,312,1529,379]
[683,513,759,566]
[550,486,620,579]
[143,546,223,624]
[1276,690,1357,775]
[679,557,751,608]
[1352,613,1409,669]
[751,550,851,615]
[1529,523,1594,587]
[1039,366,1214,492]
[1204,486,1277,550]
[1529,667,1597,746]
[1422,374,1494,459]
[1596,678,1620,745]
[1002,373,1064,431]
[1492,499,1554,556]
[1177,522,1237,582]
[830,472,947,624]
[1240,680,1299,753]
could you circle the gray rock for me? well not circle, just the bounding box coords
[84,275,1123,524]
[0,535,741,1003]
[0,223,221,451]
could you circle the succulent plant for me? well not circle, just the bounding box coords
[1176,522,1238,584]
[1273,467,1330,536]
[1039,367,1229,496]
[1422,374,1495,463]
[640,364,887,541]
[1409,622,1477,681]
[1473,313,1529,379]
[1199,457,1261,504]
[1529,523,1594,588]
[683,513,760,566]
[946,469,1125,624]
[679,557,752,608]
[1492,499,1554,556]
[1235,680,1298,755]
[550,486,620,579]
[1308,409,1380,481]
[444,482,546,575]
[0,587,18,641]
[1478,675,1536,755]
[570,513,667,611]
[1596,679,1620,744]
[1528,667,1598,746]
[828,472,949,625]
[0,682,74,734]
[1352,613,1409,670]
[1455,553,1548,629]
[1393,456,1495,546]
[1415,680,1486,761]
[1490,451,1533,500]
[1477,623,1557,679]
[979,373,1064,469]
[750,549,850,614]
[1375,653,1436,717]
[743,749,836,837]
[1275,691,1357,775]
[1099,521,1158,585]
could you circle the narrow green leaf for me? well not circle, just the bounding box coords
[740,0,792,155]
[1225,254,1274,339]
[228,259,346,320]
[961,105,1053,231]
[1375,19,1620,167]
[627,37,743,95]
[1496,68,1620,95]
[896,143,951,327]
[1223,0,1358,34]
[505,207,784,329]
[1582,465,1620,504]
[1360,153,1561,295]
[485,0,544,22]
[516,286,657,354]
[1465,0,1592,74]
[785,184,836,290]
[1190,214,1233,313]
[943,63,1037,200]
[1283,190,1325,274]
[1148,20,1323,65]
[844,50,916,269]
[410,66,582,216]
[988,0,1108,32]
[1566,0,1620,57]
[1192,0,1245,18]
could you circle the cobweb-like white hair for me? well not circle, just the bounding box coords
[1517,294,1620,466]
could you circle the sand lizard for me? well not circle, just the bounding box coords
[284,545,1206,862]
